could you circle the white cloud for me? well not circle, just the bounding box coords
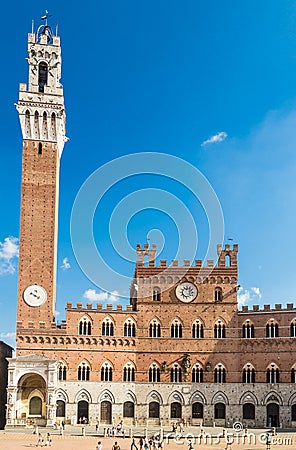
[109,290,119,303]
[83,289,119,303]
[238,286,262,307]
[83,289,108,301]
[201,131,228,147]
[251,287,262,298]
[0,332,16,339]
[237,288,250,307]
[0,332,16,348]
[61,257,71,270]
[0,236,19,275]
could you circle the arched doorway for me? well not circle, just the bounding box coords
[267,403,279,427]
[291,404,296,422]
[77,400,89,424]
[214,403,226,419]
[100,401,112,424]
[149,402,160,418]
[192,402,203,419]
[171,402,182,419]
[243,403,255,420]
[29,397,42,415]
[123,401,134,418]
[17,373,46,423]
[56,400,65,418]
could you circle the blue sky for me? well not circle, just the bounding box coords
[1,1,296,348]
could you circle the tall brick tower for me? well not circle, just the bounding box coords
[15,17,66,334]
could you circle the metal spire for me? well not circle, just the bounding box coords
[41,10,52,27]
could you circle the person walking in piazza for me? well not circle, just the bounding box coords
[117,420,123,432]
[266,433,271,450]
[139,437,144,450]
[148,437,153,450]
[153,436,159,450]
[112,441,121,450]
[36,433,44,447]
[131,437,138,450]
[45,433,52,446]
[97,441,103,450]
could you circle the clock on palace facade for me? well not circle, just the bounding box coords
[175,282,198,303]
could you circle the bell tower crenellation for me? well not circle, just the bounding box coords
[16,22,66,158]
[16,17,67,339]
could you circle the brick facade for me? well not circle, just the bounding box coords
[17,140,59,328]
[6,20,296,430]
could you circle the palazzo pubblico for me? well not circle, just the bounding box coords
[5,18,296,430]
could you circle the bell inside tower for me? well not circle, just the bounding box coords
[38,62,48,92]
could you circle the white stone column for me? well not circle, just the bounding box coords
[46,391,57,426]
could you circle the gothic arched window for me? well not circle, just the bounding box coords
[153,287,161,301]
[124,319,136,337]
[242,363,255,383]
[171,319,182,338]
[79,317,92,336]
[123,363,135,382]
[215,287,222,302]
[170,364,182,382]
[78,361,90,381]
[242,321,255,338]
[214,320,226,338]
[192,363,203,383]
[38,62,48,92]
[214,364,226,383]
[51,112,56,139]
[25,110,31,138]
[58,361,67,381]
[266,320,279,338]
[149,363,160,382]
[101,362,113,381]
[192,319,204,338]
[290,319,296,337]
[102,318,114,336]
[149,319,161,338]
[266,363,280,383]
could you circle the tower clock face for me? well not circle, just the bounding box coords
[175,282,197,303]
[23,284,47,307]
